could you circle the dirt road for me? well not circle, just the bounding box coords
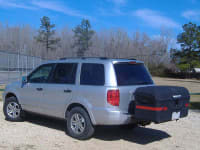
[0,101,200,150]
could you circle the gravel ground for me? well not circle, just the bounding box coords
[0,102,200,150]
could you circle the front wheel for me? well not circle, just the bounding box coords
[66,107,95,140]
[3,96,25,121]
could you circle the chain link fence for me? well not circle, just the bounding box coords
[0,50,46,84]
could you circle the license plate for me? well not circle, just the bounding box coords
[172,112,180,120]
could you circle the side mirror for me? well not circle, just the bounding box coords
[22,76,27,84]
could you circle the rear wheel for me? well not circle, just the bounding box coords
[66,107,95,140]
[3,96,25,121]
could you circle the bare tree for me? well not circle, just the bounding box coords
[0,21,172,73]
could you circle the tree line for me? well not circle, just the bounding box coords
[0,16,199,77]
[170,22,200,73]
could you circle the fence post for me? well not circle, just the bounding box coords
[33,56,35,69]
[18,52,20,80]
[7,53,10,83]
[26,55,28,76]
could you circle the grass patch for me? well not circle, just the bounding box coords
[0,92,3,101]
[0,91,3,101]
[190,93,200,95]
[0,85,5,101]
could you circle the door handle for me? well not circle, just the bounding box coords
[64,89,72,93]
[36,88,43,91]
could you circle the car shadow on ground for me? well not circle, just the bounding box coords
[25,113,66,132]
[94,126,170,144]
[26,114,171,145]
[190,102,200,110]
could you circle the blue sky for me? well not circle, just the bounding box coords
[0,0,200,37]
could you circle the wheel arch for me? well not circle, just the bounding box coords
[4,88,20,104]
[65,103,96,125]
[4,92,22,105]
[5,92,17,99]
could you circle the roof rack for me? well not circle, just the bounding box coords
[127,58,137,60]
[81,57,108,59]
[59,57,137,60]
[59,57,108,60]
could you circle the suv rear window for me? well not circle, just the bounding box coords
[114,63,153,86]
[80,63,105,86]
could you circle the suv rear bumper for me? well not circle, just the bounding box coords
[91,108,135,125]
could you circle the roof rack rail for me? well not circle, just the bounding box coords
[127,58,137,60]
[81,57,108,59]
[59,57,67,60]
[59,57,136,60]
[59,57,108,60]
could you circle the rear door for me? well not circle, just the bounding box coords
[113,62,154,113]
[41,63,78,118]
[78,63,106,108]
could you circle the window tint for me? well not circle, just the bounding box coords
[114,63,153,86]
[80,63,105,86]
[50,63,77,84]
[28,64,53,83]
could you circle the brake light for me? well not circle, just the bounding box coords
[107,90,120,106]
[185,103,189,107]
[129,61,136,64]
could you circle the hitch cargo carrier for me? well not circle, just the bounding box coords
[134,86,190,123]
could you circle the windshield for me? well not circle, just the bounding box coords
[114,63,153,86]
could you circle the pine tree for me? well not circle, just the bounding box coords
[35,16,60,59]
[176,22,200,71]
[73,19,95,57]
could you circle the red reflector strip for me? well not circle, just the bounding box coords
[136,105,168,111]
[185,103,189,107]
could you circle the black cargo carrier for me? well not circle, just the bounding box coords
[134,86,190,123]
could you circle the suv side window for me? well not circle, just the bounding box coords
[50,63,77,84]
[28,64,54,83]
[80,63,105,86]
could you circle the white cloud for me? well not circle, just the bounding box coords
[0,0,35,10]
[31,0,90,18]
[182,10,200,21]
[133,9,180,28]
[0,0,93,19]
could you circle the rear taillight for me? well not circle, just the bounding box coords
[185,103,189,107]
[107,90,120,106]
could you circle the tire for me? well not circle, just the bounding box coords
[3,96,25,121]
[66,107,95,140]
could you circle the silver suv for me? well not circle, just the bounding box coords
[2,58,154,140]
